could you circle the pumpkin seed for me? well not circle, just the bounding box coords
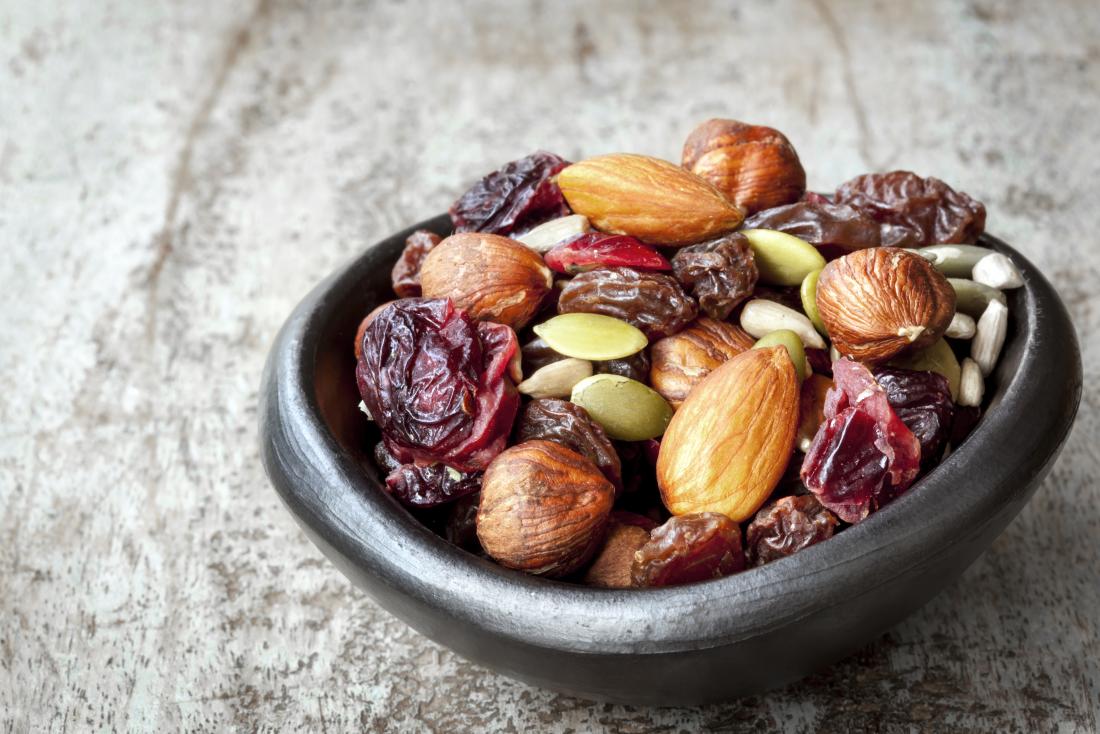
[799,267,827,335]
[889,337,961,401]
[741,228,827,286]
[949,278,1007,317]
[516,358,593,399]
[913,244,996,277]
[753,330,808,381]
[740,299,827,349]
[570,374,672,441]
[533,313,647,361]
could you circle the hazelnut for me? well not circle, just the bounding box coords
[649,317,754,407]
[816,247,956,364]
[582,520,651,589]
[420,232,552,330]
[476,440,615,577]
[681,119,806,215]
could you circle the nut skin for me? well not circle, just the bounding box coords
[582,520,651,589]
[420,232,553,330]
[649,317,754,407]
[816,247,957,364]
[557,153,745,247]
[476,440,615,577]
[682,119,806,216]
[657,346,799,522]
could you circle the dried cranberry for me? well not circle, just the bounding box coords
[874,367,955,470]
[800,359,921,523]
[544,233,671,275]
[950,405,982,448]
[391,229,442,298]
[357,298,519,472]
[745,495,839,566]
[385,463,482,508]
[632,513,745,587]
[449,151,571,236]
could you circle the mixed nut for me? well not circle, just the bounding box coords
[354,118,1021,589]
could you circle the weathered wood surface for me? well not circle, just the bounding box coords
[2,0,1097,730]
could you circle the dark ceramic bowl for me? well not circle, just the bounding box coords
[259,215,1081,705]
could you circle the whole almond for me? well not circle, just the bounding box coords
[420,232,552,329]
[657,346,799,521]
[649,317,754,407]
[557,153,745,247]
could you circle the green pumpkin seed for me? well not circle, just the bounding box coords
[890,337,961,401]
[913,245,996,277]
[948,278,1007,318]
[752,330,808,381]
[799,268,827,335]
[570,374,672,441]
[741,229,827,286]
[533,313,647,361]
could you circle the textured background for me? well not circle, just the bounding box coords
[2,0,1098,730]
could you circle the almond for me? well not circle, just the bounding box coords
[420,232,552,330]
[648,317,754,407]
[816,247,956,364]
[657,346,799,521]
[556,153,745,247]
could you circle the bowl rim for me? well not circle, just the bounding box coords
[260,217,1082,656]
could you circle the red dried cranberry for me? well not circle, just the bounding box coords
[385,463,482,508]
[874,367,955,470]
[800,359,921,523]
[449,151,571,236]
[357,298,519,472]
[544,233,672,275]
[391,230,441,298]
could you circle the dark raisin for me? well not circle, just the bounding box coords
[449,151,571,236]
[391,229,442,298]
[515,398,622,490]
[444,492,482,552]
[743,199,883,259]
[631,512,745,587]
[520,336,566,375]
[670,232,758,319]
[595,349,650,383]
[805,347,833,376]
[874,367,955,470]
[557,267,698,339]
[950,405,982,448]
[745,495,839,566]
[385,463,482,508]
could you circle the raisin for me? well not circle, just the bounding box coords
[373,441,402,474]
[444,491,482,552]
[671,232,758,320]
[594,349,650,383]
[950,405,982,448]
[805,347,833,376]
[874,367,955,470]
[544,233,671,275]
[631,512,745,587]
[557,267,698,339]
[745,494,839,566]
[520,336,565,375]
[832,171,986,246]
[449,151,571,236]
[391,230,442,298]
[743,199,883,259]
[800,359,921,523]
[357,298,519,472]
[515,398,622,490]
[385,463,482,508]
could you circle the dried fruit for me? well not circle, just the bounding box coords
[571,374,673,441]
[516,398,622,490]
[972,252,1024,290]
[949,277,1007,317]
[385,463,482,508]
[874,367,955,469]
[753,330,808,381]
[832,170,986,246]
[595,349,651,383]
[631,512,746,587]
[971,299,1008,376]
[740,298,826,349]
[533,313,647,361]
[477,440,615,577]
[419,232,553,330]
[557,153,745,247]
[520,336,566,374]
[958,357,984,407]
[391,229,442,298]
[357,298,519,472]
[800,359,921,523]
[743,199,884,256]
[649,317,754,407]
[740,228,826,286]
[657,347,799,521]
[670,231,758,320]
[450,151,571,236]
[583,521,651,588]
[516,358,592,399]
[745,494,838,566]
[544,233,671,274]
[681,119,806,215]
[444,492,482,552]
[354,301,394,361]
[796,373,833,452]
[557,266,698,339]
[515,214,591,252]
[914,244,996,277]
[816,248,956,363]
[890,338,961,401]
[800,267,827,335]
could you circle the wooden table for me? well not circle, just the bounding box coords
[2,1,1097,730]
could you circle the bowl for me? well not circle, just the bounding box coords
[259,215,1081,705]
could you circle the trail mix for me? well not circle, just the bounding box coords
[354,118,1021,588]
